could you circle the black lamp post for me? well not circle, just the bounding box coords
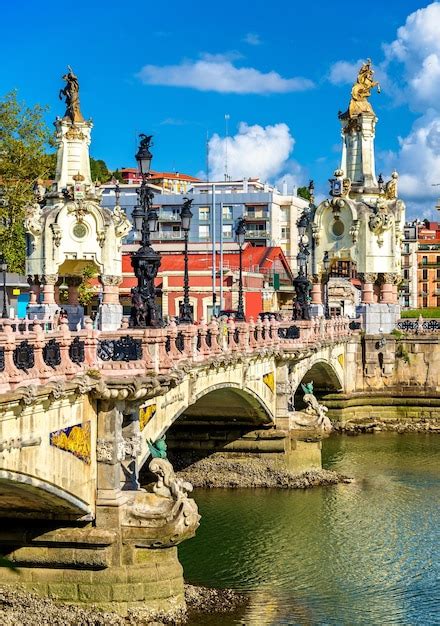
[0,254,7,319]
[235,217,246,322]
[179,197,194,324]
[129,134,162,328]
[323,251,330,319]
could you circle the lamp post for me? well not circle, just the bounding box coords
[129,134,162,328]
[235,217,246,322]
[0,254,7,319]
[323,251,330,319]
[179,197,194,324]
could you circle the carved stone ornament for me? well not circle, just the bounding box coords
[342,178,351,197]
[42,274,59,286]
[64,126,86,141]
[20,385,38,406]
[100,275,123,287]
[349,220,360,243]
[50,223,62,247]
[96,439,114,464]
[97,230,106,247]
[122,457,201,547]
[358,273,377,284]
[0,435,41,453]
[0,346,4,372]
[368,203,393,247]
[381,272,396,284]
[311,223,321,245]
[291,389,332,433]
[66,199,94,223]
[24,203,43,237]
[112,205,132,238]
[48,380,66,400]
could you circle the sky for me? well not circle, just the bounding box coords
[1,0,440,219]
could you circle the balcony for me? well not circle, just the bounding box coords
[244,210,269,220]
[158,212,181,222]
[419,262,440,268]
[245,229,269,239]
[158,230,183,240]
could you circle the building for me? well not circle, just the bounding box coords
[401,220,440,309]
[115,168,200,193]
[101,178,308,271]
[119,244,295,321]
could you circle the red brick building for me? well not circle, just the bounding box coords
[120,244,294,321]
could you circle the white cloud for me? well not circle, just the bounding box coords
[208,122,303,184]
[243,32,262,46]
[384,2,440,110]
[328,60,364,85]
[137,55,314,94]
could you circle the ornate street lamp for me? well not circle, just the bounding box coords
[129,134,162,328]
[235,217,246,322]
[0,254,8,319]
[179,198,194,324]
[323,251,330,319]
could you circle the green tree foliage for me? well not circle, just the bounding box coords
[297,186,311,201]
[111,169,125,183]
[90,157,112,183]
[77,264,98,306]
[0,91,54,273]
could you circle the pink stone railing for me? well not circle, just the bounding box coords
[0,316,353,392]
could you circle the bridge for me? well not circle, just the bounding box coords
[0,315,355,612]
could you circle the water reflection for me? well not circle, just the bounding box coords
[179,434,440,626]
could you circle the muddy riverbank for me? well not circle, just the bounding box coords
[175,454,352,489]
[0,584,247,625]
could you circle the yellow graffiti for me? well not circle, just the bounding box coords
[338,353,344,368]
[50,421,91,464]
[139,404,157,431]
[263,372,275,393]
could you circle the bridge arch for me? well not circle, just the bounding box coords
[139,381,274,471]
[293,358,343,410]
[0,470,92,519]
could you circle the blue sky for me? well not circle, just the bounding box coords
[1,0,440,217]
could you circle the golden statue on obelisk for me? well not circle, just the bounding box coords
[348,59,380,117]
[59,66,84,123]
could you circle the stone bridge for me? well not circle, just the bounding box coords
[0,315,356,613]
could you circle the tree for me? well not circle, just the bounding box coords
[0,91,54,273]
[111,169,125,183]
[297,186,311,201]
[90,157,112,183]
[77,264,98,306]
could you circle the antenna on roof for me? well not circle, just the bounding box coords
[206,130,210,183]
[225,114,230,182]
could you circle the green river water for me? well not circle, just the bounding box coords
[178,433,440,625]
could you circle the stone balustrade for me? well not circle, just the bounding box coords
[0,315,353,393]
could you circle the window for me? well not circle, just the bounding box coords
[403,269,409,279]
[423,269,428,280]
[281,227,290,239]
[422,256,428,265]
[222,224,232,239]
[199,225,210,239]
[423,297,428,307]
[437,269,440,281]
[403,243,410,254]
[199,206,210,221]
[222,205,233,220]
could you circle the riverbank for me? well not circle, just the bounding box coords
[333,418,440,434]
[176,454,352,489]
[0,584,247,625]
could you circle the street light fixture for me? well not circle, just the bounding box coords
[235,217,246,322]
[323,251,330,319]
[0,254,8,319]
[179,198,194,324]
[129,134,162,328]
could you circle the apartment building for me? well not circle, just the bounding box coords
[401,220,440,309]
[101,178,308,272]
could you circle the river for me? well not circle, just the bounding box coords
[179,433,440,625]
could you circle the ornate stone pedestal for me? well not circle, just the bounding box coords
[98,303,123,331]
